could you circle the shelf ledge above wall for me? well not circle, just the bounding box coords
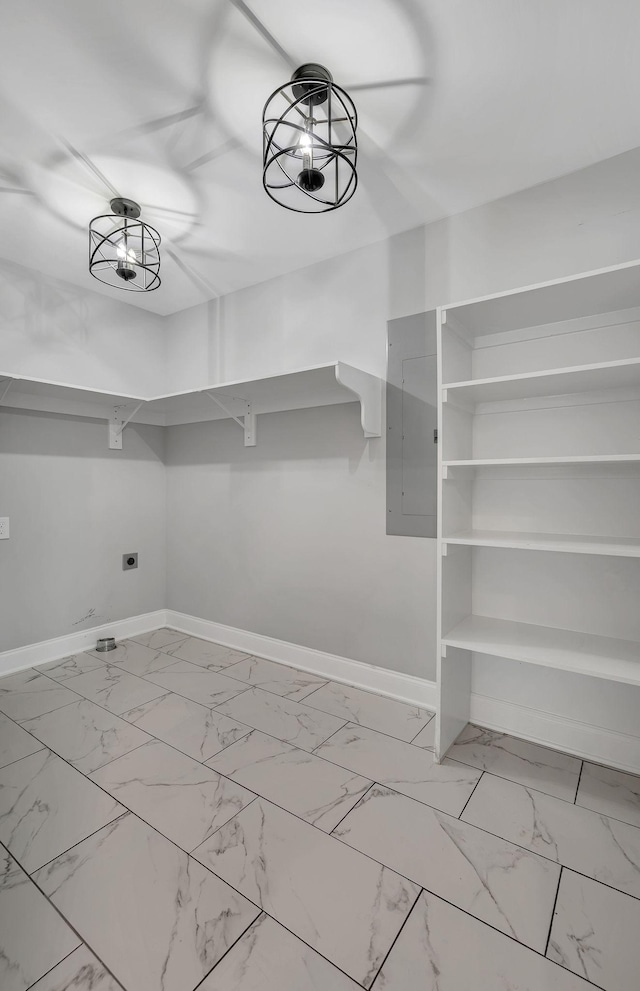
[0,362,382,448]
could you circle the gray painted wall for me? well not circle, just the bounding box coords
[165,404,432,679]
[0,411,166,652]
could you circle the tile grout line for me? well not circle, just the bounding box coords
[23,944,89,991]
[0,723,609,991]
[0,707,261,877]
[408,711,436,745]
[44,640,437,750]
[456,769,485,820]
[189,913,265,991]
[6,685,640,896]
[543,865,563,959]
[450,759,640,831]
[329,782,377,837]
[573,759,585,804]
[0,838,129,991]
[367,886,424,988]
[2,653,622,991]
[2,659,638,988]
[446,754,585,807]
[6,670,383,813]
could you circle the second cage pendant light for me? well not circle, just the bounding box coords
[89,197,161,292]
[262,63,357,213]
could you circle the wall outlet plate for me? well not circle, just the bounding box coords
[122,552,138,570]
[0,518,9,540]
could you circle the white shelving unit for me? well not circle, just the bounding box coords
[436,260,640,761]
[0,362,382,450]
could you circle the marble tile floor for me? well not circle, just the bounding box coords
[0,630,639,991]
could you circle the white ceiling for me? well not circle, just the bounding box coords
[1,0,640,315]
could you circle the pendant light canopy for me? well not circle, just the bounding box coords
[262,64,357,213]
[89,197,161,291]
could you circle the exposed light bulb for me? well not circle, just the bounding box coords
[115,232,137,282]
[299,130,313,168]
[297,126,324,193]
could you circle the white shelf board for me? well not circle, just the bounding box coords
[442,260,640,339]
[442,615,640,686]
[0,373,165,423]
[443,529,640,557]
[444,455,640,471]
[443,357,640,406]
[0,363,382,438]
[146,363,381,435]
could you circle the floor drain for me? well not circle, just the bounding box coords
[95,637,117,652]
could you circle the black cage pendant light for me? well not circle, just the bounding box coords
[262,64,357,213]
[89,197,161,291]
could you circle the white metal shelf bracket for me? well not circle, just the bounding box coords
[109,401,146,450]
[204,391,257,447]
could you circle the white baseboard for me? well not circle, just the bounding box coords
[166,612,640,773]
[470,694,640,776]
[3,608,639,775]
[165,610,438,710]
[0,610,167,677]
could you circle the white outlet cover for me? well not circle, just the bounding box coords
[0,517,9,539]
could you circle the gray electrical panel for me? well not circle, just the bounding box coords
[386,310,437,537]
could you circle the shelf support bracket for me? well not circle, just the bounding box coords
[0,379,14,405]
[204,391,257,447]
[334,363,382,438]
[108,401,146,450]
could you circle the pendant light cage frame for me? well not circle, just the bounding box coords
[263,66,358,213]
[89,198,161,292]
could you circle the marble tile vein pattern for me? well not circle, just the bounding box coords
[87,639,178,678]
[222,655,328,701]
[206,729,371,832]
[192,797,420,988]
[0,669,80,723]
[548,869,640,991]
[315,723,482,815]
[1,846,81,991]
[334,783,559,951]
[199,913,362,990]
[446,723,582,801]
[120,691,252,761]
[29,944,125,991]
[302,680,434,742]
[2,633,640,991]
[34,812,261,991]
[463,772,640,898]
[216,686,347,752]
[40,652,105,682]
[129,627,188,650]
[90,739,255,852]
[162,635,252,670]
[60,663,166,715]
[21,698,153,773]
[143,659,249,706]
[0,710,45,768]
[373,888,595,990]
[0,748,125,872]
[576,761,640,829]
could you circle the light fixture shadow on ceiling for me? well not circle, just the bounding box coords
[202,0,437,159]
[193,0,442,229]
